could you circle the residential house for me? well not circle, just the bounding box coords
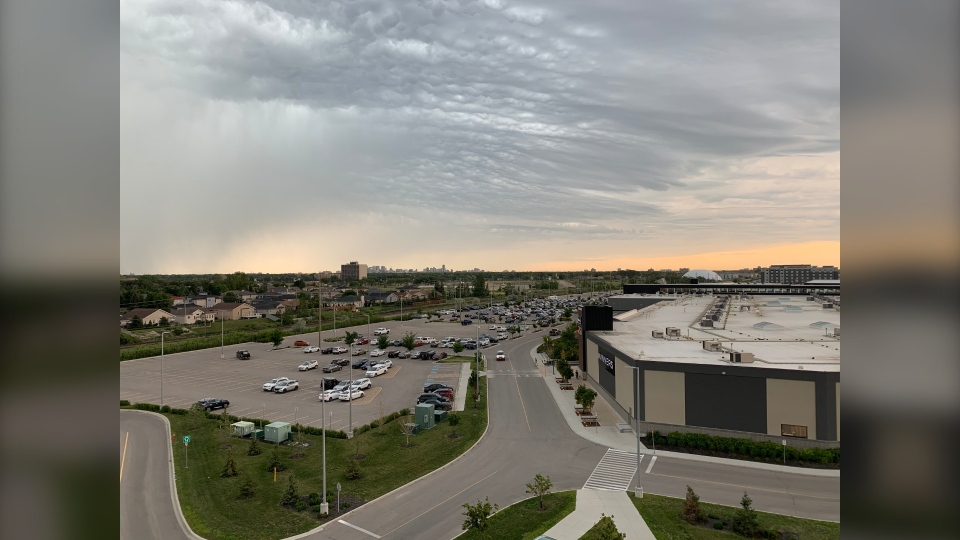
[280,299,300,310]
[251,300,287,318]
[208,302,256,320]
[398,285,428,299]
[172,306,206,325]
[121,308,175,327]
[365,290,399,306]
[188,294,223,308]
[324,295,364,310]
[225,290,258,302]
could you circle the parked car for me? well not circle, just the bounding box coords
[387,350,401,358]
[333,358,351,366]
[370,349,385,357]
[419,398,452,411]
[391,339,403,347]
[437,351,448,359]
[320,347,334,354]
[356,337,370,345]
[372,359,393,369]
[351,378,372,390]
[421,350,437,360]
[418,392,450,403]
[410,351,422,359]
[549,328,561,336]
[461,319,473,325]
[319,388,341,401]
[374,327,390,335]
[294,340,310,347]
[352,359,370,370]
[303,346,320,353]
[365,365,387,377]
[263,377,289,391]
[398,351,411,359]
[320,377,340,390]
[236,350,251,360]
[352,348,367,356]
[299,359,319,371]
[322,363,343,373]
[331,346,348,354]
[423,383,453,393]
[339,389,364,401]
[273,380,299,393]
[431,388,455,400]
[495,350,506,361]
[197,398,230,411]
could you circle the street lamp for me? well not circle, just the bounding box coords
[220,310,225,358]
[319,294,329,516]
[160,331,171,405]
[348,341,354,438]
[364,314,371,342]
[475,324,480,402]
[628,365,643,498]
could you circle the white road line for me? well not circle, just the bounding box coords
[645,455,657,474]
[338,520,381,538]
[583,448,641,491]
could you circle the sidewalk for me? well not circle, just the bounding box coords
[528,348,841,478]
[541,490,654,540]
[453,363,470,412]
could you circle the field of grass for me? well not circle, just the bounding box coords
[164,377,488,540]
[629,493,840,540]
[457,491,577,540]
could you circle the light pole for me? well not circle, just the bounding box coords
[364,314,371,342]
[220,310,225,358]
[348,341,354,438]
[628,365,643,498]
[320,410,330,515]
[476,324,480,402]
[160,331,171,405]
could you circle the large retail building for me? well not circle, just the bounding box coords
[579,285,840,447]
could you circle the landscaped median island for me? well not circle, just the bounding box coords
[457,491,577,540]
[629,491,840,540]
[122,377,488,540]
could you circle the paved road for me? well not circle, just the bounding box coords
[120,411,193,540]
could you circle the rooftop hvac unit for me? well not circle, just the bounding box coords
[832,327,840,337]
[703,341,721,351]
[710,314,720,321]
[651,330,664,338]
[822,303,834,309]
[806,296,815,301]
[665,327,681,336]
[729,352,755,363]
[700,319,714,327]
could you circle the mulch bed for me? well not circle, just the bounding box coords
[648,444,839,470]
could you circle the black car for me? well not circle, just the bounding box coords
[321,377,339,390]
[236,350,251,360]
[333,358,351,366]
[352,359,370,370]
[436,351,448,360]
[197,398,230,411]
[391,339,403,347]
[421,350,437,360]
[418,392,450,403]
[419,398,452,411]
[320,347,334,354]
[387,350,400,358]
[423,383,453,393]
[464,341,477,349]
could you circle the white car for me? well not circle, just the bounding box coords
[303,346,320,353]
[273,380,299,393]
[373,327,390,335]
[365,365,387,377]
[299,359,319,371]
[263,377,290,391]
[320,383,350,401]
[373,359,393,369]
[331,346,348,354]
[496,350,506,361]
[339,389,364,401]
[370,349,385,357]
[489,325,497,330]
[351,378,372,390]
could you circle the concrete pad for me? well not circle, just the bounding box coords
[542,490,655,540]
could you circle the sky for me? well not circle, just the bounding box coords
[120,0,839,274]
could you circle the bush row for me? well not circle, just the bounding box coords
[646,431,840,465]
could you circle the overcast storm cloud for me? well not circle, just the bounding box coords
[120,0,839,273]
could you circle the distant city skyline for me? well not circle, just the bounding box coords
[120,1,838,275]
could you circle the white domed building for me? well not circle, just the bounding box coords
[682,269,722,281]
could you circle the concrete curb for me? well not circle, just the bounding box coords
[123,409,207,540]
[527,345,841,478]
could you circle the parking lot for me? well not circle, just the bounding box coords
[120,318,510,432]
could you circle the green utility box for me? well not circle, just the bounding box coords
[434,410,448,423]
[415,403,435,431]
[231,421,255,438]
[264,421,291,443]
[252,429,264,440]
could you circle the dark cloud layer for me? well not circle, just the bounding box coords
[121,0,838,272]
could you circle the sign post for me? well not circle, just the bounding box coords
[336,482,341,513]
[182,436,191,468]
[782,439,786,465]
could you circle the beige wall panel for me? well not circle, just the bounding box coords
[644,370,686,425]
[766,379,817,439]
[615,356,634,414]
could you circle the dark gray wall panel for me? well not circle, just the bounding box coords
[685,373,766,433]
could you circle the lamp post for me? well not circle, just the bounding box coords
[160,331,171,405]
[628,365,643,498]
[220,310,225,359]
[364,314,371,343]
[476,324,480,402]
[320,410,330,515]
[348,341,354,438]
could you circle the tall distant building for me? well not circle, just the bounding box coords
[761,264,839,284]
[341,261,368,281]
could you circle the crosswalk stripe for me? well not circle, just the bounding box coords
[583,448,641,491]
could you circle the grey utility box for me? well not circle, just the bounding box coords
[264,421,291,443]
[415,403,435,431]
[231,421,255,438]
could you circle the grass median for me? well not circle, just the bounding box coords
[163,377,488,540]
[630,493,840,540]
[458,491,576,540]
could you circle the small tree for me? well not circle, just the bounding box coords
[237,476,255,499]
[188,403,206,430]
[525,473,553,510]
[448,413,461,438]
[344,331,358,346]
[129,315,143,329]
[373,397,386,430]
[399,415,416,447]
[267,443,287,472]
[173,326,184,336]
[581,514,625,540]
[461,497,498,538]
[247,436,262,456]
[280,475,300,507]
[575,384,588,406]
[732,492,761,537]
[345,459,363,480]
[580,387,597,413]
[159,317,169,327]
[270,329,284,348]
[402,331,416,351]
[220,455,238,477]
[681,485,707,524]
[377,335,389,350]
[453,341,465,354]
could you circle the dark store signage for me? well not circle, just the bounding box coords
[599,348,615,374]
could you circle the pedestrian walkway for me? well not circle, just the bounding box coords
[583,448,639,491]
[453,363,470,412]
[541,489,655,540]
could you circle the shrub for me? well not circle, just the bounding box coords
[170,408,189,415]
[247,437,262,456]
[345,459,363,480]
[267,444,287,472]
[308,492,320,506]
[160,405,171,413]
[134,402,161,412]
[713,522,724,530]
[732,492,761,537]
[295,500,307,512]
[120,400,130,407]
[681,485,707,524]
[220,456,238,478]
[237,477,254,500]
[280,475,299,507]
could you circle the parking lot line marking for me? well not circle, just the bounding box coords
[645,455,657,474]
[120,431,129,484]
[380,470,497,538]
[337,520,381,538]
[514,378,531,431]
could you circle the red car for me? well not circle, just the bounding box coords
[433,388,455,400]
[294,340,310,347]
[356,337,370,345]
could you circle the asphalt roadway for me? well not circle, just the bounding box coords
[120,323,840,540]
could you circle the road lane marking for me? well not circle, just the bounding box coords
[120,431,129,484]
[381,470,498,538]
[338,520,381,538]
[514,377,531,431]
[648,472,841,501]
[645,455,657,474]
